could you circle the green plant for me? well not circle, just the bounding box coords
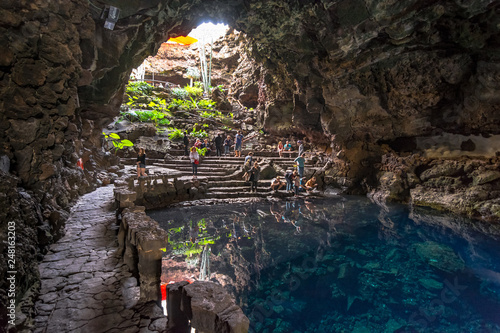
[198,109,222,119]
[197,99,215,110]
[126,81,154,96]
[168,98,197,112]
[185,85,203,99]
[196,147,208,156]
[120,109,170,126]
[168,127,184,140]
[202,124,209,128]
[190,128,208,139]
[171,87,188,100]
[188,96,198,109]
[221,125,232,131]
[102,132,134,152]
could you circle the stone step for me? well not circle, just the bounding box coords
[207,180,273,187]
[206,186,271,193]
[161,159,246,166]
[123,156,316,167]
[166,171,230,181]
[204,191,270,199]
[152,164,238,173]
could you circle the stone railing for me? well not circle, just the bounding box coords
[117,206,168,302]
[120,175,208,209]
[113,176,208,301]
[167,281,249,333]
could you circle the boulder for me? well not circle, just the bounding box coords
[183,281,250,333]
[414,241,465,273]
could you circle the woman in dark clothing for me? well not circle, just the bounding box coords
[183,133,189,156]
[248,161,260,193]
[136,148,147,178]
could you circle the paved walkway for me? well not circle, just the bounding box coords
[33,185,167,333]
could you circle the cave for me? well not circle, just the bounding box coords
[1,0,499,332]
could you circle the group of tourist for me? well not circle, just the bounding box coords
[183,131,248,178]
[277,140,304,158]
[184,131,246,158]
[271,172,317,196]
[137,133,317,190]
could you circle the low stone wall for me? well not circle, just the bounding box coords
[113,175,208,302]
[118,206,168,303]
[119,175,208,209]
[167,281,249,333]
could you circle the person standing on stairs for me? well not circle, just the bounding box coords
[285,169,294,192]
[136,148,147,179]
[293,170,301,196]
[235,131,244,157]
[294,153,306,178]
[243,153,253,182]
[244,152,253,165]
[183,132,189,156]
[189,147,200,179]
[297,140,304,157]
[214,133,223,157]
[224,135,232,156]
[249,161,261,192]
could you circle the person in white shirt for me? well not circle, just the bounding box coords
[189,147,200,179]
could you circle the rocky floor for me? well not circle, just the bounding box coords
[33,185,167,333]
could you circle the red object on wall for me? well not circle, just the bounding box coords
[77,158,84,170]
[161,284,167,301]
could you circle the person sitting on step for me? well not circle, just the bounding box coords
[277,141,284,158]
[284,140,293,157]
[194,138,202,148]
[201,138,212,156]
[270,176,285,191]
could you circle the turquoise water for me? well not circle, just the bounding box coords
[148,196,500,332]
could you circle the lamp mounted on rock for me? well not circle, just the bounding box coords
[101,5,120,30]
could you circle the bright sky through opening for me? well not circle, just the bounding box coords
[188,22,229,42]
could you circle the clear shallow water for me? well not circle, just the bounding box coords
[148,196,500,333]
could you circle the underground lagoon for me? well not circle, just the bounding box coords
[149,196,500,332]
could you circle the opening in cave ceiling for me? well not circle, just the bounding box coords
[133,22,230,88]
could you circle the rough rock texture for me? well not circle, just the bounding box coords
[165,281,250,333]
[1,0,500,330]
[119,207,168,302]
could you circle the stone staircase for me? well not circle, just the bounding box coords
[123,153,319,200]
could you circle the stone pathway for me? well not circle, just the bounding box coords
[33,185,167,333]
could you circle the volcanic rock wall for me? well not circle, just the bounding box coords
[0,0,499,330]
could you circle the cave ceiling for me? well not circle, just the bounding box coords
[76,0,500,145]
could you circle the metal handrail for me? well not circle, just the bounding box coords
[128,78,179,88]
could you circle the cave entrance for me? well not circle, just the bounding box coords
[131,22,230,90]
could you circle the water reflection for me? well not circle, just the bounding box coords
[148,197,500,332]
